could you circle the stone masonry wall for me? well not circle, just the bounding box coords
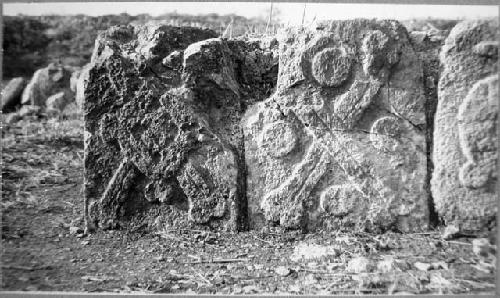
[84,19,498,234]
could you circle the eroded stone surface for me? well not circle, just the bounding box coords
[431,19,498,232]
[85,19,496,234]
[46,90,73,112]
[1,77,26,112]
[21,63,75,107]
[84,25,277,231]
[243,19,429,232]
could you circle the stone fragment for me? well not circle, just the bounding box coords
[275,266,291,276]
[83,24,277,232]
[431,261,448,270]
[46,91,72,112]
[4,113,22,124]
[414,261,432,271]
[69,226,83,235]
[472,238,490,258]
[289,242,339,262]
[2,77,27,112]
[431,19,498,232]
[441,224,460,240]
[21,63,74,107]
[18,105,41,117]
[244,19,429,232]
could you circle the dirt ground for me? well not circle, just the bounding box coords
[1,116,497,294]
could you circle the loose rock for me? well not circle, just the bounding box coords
[69,226,83,235]
[2,77,27,112]
[21,63,74,107]
[414,261,432,271]
[275,266,291,276]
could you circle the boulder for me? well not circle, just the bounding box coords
[432,19,498,232]
[1,77,27,112]
[83,25,277,232]
[46,90,72,112]
[21,63,74,107]
[243,20,429,232]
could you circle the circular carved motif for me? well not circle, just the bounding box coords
[311,46,352,87]
[370,116,402,152]
[260,121,298,158]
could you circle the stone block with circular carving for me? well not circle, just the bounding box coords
[311,46,353,87]
[244,19,429,232]
[432,19,498,232]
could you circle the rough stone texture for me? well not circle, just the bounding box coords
[1,77,27,112]
[243,20,429,233]
[75,63,91,108]
[70,68,81,93]
[84,25,277,232]
[432,19,498,232]
[46,90,73,112]
[18,105,42,118]
[21,63,75,107]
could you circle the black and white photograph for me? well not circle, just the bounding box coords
[1,1,498,295]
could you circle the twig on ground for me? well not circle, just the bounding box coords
[193,269,212,286]
[445,240,472,246]
[411,232,439,235]
[184,258,249,264]
[253,234,272,245]
[2,264,52,271]
[187,254,201,261]
[162,228,207,234]
[454,278,495,288]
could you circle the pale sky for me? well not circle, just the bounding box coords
[3,2,498,25]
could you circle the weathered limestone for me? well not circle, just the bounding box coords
[1,77,26,112]
[46,90,73,112]
[21,63,75,107]
[84,25,277,231]
[84,19,496,234]
[432,20,498,232]
[243,20,429,232]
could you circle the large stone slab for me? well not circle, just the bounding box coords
[431,19,498,232]
[83,25,277,232]
[243,20,429,233]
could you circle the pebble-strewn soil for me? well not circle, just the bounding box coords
[1,117,496,294]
